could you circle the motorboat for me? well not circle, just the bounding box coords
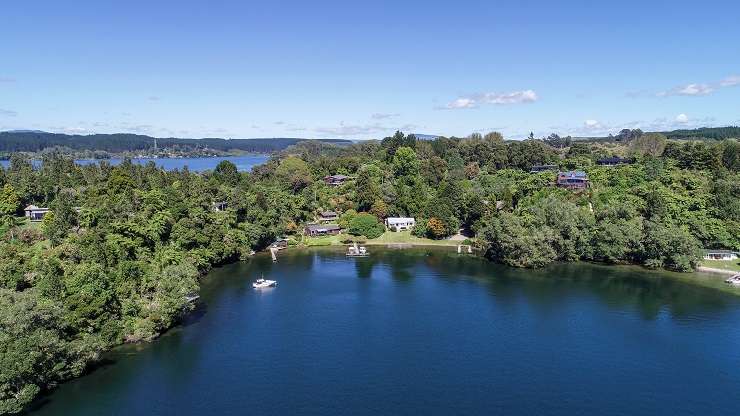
[253,276,277,289]
[725,274,740,286]
[347,242,369,257]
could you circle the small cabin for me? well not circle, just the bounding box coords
[24,205,50,222]
[530,164,558,173]
[556,171,589,190]
[324,174,349,186]
[386,217,416,231]
[212,201,228,212]
[703,250,739,261]
[304,224,341,237]
[318,211,339,223]
[597,156,632,166]
[271,238,289,250]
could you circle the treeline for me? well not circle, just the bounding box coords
[0,131,351,154]
[1,131,739,412]
[662,126,740,141]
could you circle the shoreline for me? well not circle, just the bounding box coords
[695,266,738,276]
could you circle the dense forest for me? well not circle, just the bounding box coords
[662,126,740,141]
[0,131,351,154]
[1,131,739,413]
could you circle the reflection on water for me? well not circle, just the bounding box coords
[29,247,740,416]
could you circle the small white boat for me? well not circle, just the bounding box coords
[725,274,740,286]
[347,242,369,257]
[253,276,277,289]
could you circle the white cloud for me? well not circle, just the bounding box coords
[445,98,478,109]
[0,108,18,117]
[584,119,602,129]
[481,90,538,105]
[675,113,689,124]
[720,75,740,87]
[443,89,538,109]
[658,83,714,97]
[314,122,416,137]
[371,113,400,120]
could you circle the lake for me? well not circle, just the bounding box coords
[0,154,269,172]
[27,247,740,416]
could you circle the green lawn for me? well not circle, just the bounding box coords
[365,230,463,246]
[301,230,467,247]
[701,259,740,272]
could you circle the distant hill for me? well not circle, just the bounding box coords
[0,131,352,153]
[660,126,740,140]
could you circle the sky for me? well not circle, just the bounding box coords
[1,0,739,140]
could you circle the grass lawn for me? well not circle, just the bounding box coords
[700,259,740,272]
[365,230,463,246]
[301,230,467,247]
[302,234,344,246]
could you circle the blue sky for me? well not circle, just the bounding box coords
[1,0,739,139]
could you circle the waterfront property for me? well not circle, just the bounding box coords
[270,238,289,250]
[31,249,740,416]
[530,164,558,173]
[596,156,632,166]
[304,223,341,237]
[24,205,50,221]
[556,171,589,190]
[323,174,349,186]
[318,210,339,223]
[385,217,416,231]
[704,250,739,261]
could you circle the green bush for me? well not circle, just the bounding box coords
[348,213,384,239]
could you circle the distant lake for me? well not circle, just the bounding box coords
[0,154,269,172]
[28,247,740,416]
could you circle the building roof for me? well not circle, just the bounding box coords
[305,224,341,232]
[319,211,338,217]
[597,156,631,164]
[558,171,588,179]
[24,205,49,212]
[324,174,349,180]
[705,249,739,254]
[386,217,415,224]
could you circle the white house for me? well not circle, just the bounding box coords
[385,217,415,231]
[24,205,50,222]
[703,250,739,261]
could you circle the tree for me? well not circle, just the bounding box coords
[0,289,99,414]
[275,156,312,191]
[214,160,239,185]
[628,133,667,157]
[392,147,420,178]
[426,217,446,239]
[348,213,384,239]
[355,164,382,212]
[42,191,77,246]
[0,184,21,235]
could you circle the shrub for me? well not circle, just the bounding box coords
[348,213,384,239]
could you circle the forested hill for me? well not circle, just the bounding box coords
[0,131,352,153]
[661,126,740,141]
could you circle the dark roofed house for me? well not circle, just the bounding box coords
[530,164,558,173]
[556,171,589,190]
[318,211,339,222]
[304,224,341,237]
[324,174,349,186]
[24,205,50,222]
[597,156,632,166]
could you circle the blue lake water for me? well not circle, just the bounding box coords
[27,247,740,415]
[0,154,269,172]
